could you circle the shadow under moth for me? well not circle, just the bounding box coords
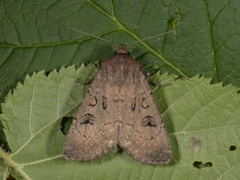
[64,45,171,165]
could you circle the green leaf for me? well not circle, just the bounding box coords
[1,0,240,99]
[2,0,240,148]
[0,66,240,179]
[0,159,7,179]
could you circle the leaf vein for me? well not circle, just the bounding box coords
[222,64,240,81]
[11,97,80,157]
[182,88,235,131]
[162,80,208,116]
[3,167,8,180]
[136,0,148,28]
[11,118,56,156]
[22,154,63,166]
[217,165,240,180]
[203,0,218,82]
[4,14,22,44]
[68,42,81,64]
[211,0,233,25]
[172,125,237,136]
[0,48,14,68]
[23,48,38,76]
[33,5,42,43]
[109,0,115,18]
[29,80,38,137]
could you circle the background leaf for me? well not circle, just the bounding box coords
[1,0,240,147]
[0,66,240,179]
[1,0,240,97]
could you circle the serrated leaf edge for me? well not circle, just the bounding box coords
[0,68,239,179]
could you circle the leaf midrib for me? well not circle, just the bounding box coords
[0,148,31,180]
[202,0,218,82]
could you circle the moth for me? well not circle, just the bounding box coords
[64,44,171,165]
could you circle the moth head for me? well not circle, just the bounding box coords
[116,44,129,55]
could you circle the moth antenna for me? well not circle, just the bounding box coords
[67,26,116,48]
[128,30,175,49]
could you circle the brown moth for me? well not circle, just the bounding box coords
[64,45,171,165]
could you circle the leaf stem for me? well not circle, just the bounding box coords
[0,148,32,180]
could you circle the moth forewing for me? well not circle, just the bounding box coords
[64,45,171,164]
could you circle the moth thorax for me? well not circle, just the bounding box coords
[116,44,128,54]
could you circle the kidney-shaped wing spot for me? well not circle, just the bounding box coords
[64,71,118,161]
[142,115,157,127]
[119,68,171,165]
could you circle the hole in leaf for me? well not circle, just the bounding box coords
[0,142,11,153]
[193,161,213,169]
[193,161,203,169]
[60,117,74,135]
[7,174,16,180]
[229,145,236,151]
[205,162,213,167]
